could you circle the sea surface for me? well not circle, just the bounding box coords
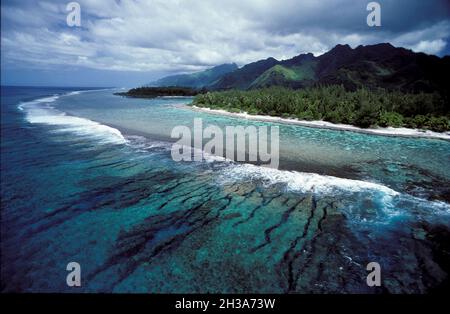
[1,86,449,293]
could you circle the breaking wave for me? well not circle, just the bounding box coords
[18,92,126,145]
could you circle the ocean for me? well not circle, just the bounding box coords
[1,86,449,293]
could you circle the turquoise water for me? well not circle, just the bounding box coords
[1,86,449,293]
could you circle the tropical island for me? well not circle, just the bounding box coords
[119,43,450,132]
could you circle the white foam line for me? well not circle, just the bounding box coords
[18,95,60,111]
[125,135,172,151]
[18,92,127,145]
[191,105,450,140]
[219,162,450,215]
[64,87,117,95]
[221,162,399,196]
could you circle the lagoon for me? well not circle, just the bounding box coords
[1,86,449,293]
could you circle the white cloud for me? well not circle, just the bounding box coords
[409,39,447,55]
[391,21,450,55]
[1,0,449,77]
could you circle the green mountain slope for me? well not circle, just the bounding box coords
[208,57,279,90]
[312,43,450,94]
[151,63,238,88]
[210,43,450,96]
[249,62,317,89]
[152,43,450,96]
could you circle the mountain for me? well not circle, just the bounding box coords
[151,63,238,88]
[212,43,450,95]
[152,43,450,95]
[208,57,279,90]
[314,43,450,93]
[249,53,317,89]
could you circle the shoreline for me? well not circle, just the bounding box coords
[188,105,450,141]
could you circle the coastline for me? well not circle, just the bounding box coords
[188,105,450,141]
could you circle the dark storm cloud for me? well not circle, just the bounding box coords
[254,0,450,34]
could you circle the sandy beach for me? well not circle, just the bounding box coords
[188,105,450,141]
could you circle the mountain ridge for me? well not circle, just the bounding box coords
[152,43,450,95]
[150,63,238,88]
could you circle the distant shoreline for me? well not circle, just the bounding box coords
[115,86,203,98]
[187,105,450,141]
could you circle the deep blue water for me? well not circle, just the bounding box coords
[1,86,449,293]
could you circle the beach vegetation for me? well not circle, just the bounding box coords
[193,85,450,131]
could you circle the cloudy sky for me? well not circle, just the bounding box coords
[1,0,450,87]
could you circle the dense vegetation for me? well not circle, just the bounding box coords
[116,86,205,98]
[193,86,450,132]
[208,44,450,94]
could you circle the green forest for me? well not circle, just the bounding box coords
[192,86,450,132]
